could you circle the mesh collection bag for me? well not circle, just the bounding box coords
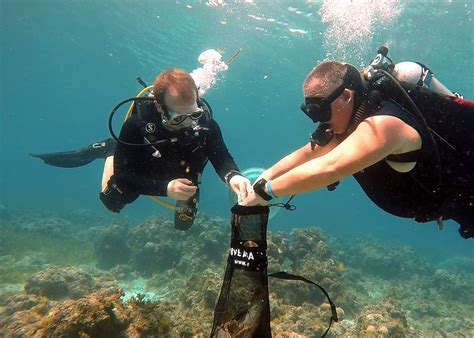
[211,204,338,338]
[211,205,272,337]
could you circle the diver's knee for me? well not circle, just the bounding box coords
[101,156,115,192]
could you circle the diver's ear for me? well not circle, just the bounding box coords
[342,88,353,103]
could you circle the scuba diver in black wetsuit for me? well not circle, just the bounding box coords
[103,68,253,229]
[242,47,474,239]
[34,68,252,230]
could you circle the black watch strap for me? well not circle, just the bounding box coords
[224,170,241,185]
[253,178,272,201]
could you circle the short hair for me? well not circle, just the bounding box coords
[303,61,365,100]
[152,68,197,104]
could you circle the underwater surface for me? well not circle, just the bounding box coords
[1,0,473,336]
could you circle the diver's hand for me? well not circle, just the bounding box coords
[229,175,252,203]
[240,189,268,206]
[167,178,198,200]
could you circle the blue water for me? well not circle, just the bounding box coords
[1,0,472,260]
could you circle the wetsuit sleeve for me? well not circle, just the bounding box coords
[206,119,240,182]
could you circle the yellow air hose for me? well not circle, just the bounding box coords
[124,85,154,121]
[148,195,177,210]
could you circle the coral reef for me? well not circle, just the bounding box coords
[333,236,432,279]
[0,287,173,337]
[0,264,176,337]
[267,231,292,272]
[2,212,76,238]
[0,253,47,284]
[0,210,97,277]
[437,255,474,276]
[128,218,181,274]
[270,228,350,312]
[36,288,129,337]
[94,224,130,269]
[355,299,409,337]
[1,208,473,337]
[127,214,228,276]
[431,269,474,303]
[24,266,96,300]
[0,208,111,239]
[181,268,222,312]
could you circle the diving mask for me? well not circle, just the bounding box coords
[154,90,204,126]
[167,108,204,126]
[300,85,345,123]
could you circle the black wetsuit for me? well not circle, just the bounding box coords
[100,100,239,216]
[353,95,474,238]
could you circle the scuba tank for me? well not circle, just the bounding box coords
[363,46,457,98]
[391,61,455,97]
[361,46,460,156]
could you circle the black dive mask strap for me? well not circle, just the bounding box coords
[155,88,204,121]
[154,90,171,120]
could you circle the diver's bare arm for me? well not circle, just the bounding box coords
[261,138,340,180]
[268,115,415,195]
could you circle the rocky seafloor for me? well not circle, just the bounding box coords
[0,207,473,337]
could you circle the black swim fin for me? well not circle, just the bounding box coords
[30,138,117,168]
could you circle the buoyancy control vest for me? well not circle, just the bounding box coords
[352,47,474,229]
[106,81,215,230]
[135,97,216,231]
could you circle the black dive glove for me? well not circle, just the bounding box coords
[99,176,139,213]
